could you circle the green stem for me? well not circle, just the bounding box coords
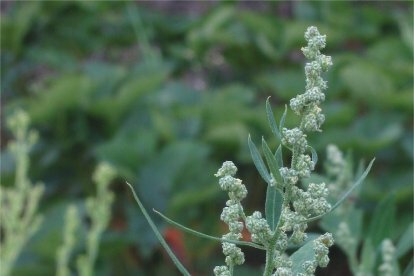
[263,243,275,276]
[263,196,288,276]
[290,146,299,170]
[229,264,234,275]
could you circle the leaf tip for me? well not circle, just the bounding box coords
[266,96,272,103]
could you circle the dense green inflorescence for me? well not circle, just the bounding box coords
[0,110,44,276]
[214,26,334,276]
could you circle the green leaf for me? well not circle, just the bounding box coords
[248,134,271,184]
[265,185,283,231]
[153,209,265,250]
[329,158,375,212]
[290,239,315,274]
[275,144,283,167]
[262,138,283,185]
[126,182,191,276]
[1,2,41,54]
[308,146,318,166]
[396,222,414,258]
[304,158,375,223]
[279,105,287,133]
[359,239,376,275]
[262,139,284,231]
[368,194,396,248]
[266,97,281,140]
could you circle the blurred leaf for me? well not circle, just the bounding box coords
[95,129,158,179]
[126,183,191,275]
[368,195,396,248]
[395,10,414,50]
[340,61,395,107]
[1,2,41,54]
[112,64,169,120]
[255,69,303,100]
[396,222,414,258]
[170,184,219,212]
[359,238,376,275]
[136,141,211,213]
[29,74,95,123]
[351,112,403,152]
[188,6,235,49]
[125,204,160,258]
[239,11,283,60]
[324,102,357,126]
[205,123,248,155]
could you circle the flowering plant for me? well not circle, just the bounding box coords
[127,26,374,276]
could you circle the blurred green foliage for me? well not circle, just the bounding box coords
[1,1,412,275]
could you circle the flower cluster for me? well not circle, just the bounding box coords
[325,144,353,203]
[292,183,331,217]
[293,36,330,130]
[77,162,116,276]
[335,222,357,255]
[214,26,335,276]
[281,207,307,242]
[291,26,332,133]
[326,144,346,176]
[214,161,246,275]
[279,167,299,186]
[1,110,44,276]
[273,253,293,276]
[245,211,273,246]
[271,26,334,273]
[281,128,308,153]
[378,239,396,276]
[313,233,334,267]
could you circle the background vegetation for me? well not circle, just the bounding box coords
[1,1,413,275]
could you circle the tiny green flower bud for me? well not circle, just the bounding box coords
[215,161,238,177]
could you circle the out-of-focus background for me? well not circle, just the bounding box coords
[1,1,413,275]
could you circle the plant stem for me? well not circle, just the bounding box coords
[263,241,276,276]
[263,197,287,276]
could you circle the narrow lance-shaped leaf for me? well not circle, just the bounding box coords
[262,138,283,185]
[396,222,414,258]
[275,144,283,168]
[308,146,318,166]
[265,185,283,231]
[330,158,375,211]
[262,140,284,231]
[266,97,281,140]
[303,158,375,223]
[279,104,287,132]
[359,238,375,275]
[248,134,271,184]
[126,182,191,276]
[153,209,265,250]
[367,194,396,248]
